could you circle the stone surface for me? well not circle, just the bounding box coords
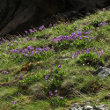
[0,0,110,35]
[84,106,93,110]
[68,103,109,110]
[95,67,110,78]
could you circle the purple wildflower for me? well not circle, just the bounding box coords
[98,50,104,56]
[11,101,17,104]
[84,31,90,35]
[35,51,38,55]
[49,91,53,96]
[26,36,29,41]
[44,74,50,80]
[58,65,61,68]
[74,50,79,59]
[53,24,56,27]
[55,94,58,97]
[39,25,45,31]
[18,92,21,96]
[51,67,53,74]
[54,90,58,93]
[49,24,52,27]
[60,96,63,100]
[25,31,28,35]
[2,71,8,74]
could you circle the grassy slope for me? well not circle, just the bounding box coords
[0,9,110,110]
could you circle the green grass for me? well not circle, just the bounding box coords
[0,9,110,110]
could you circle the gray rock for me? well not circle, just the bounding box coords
[98,105,108,110]
[68,103,109,110]
[84,106,93,110]
[95,67,110,78]
[0,0,109,34]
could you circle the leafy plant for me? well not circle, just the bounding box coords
[50,96,67,107]
[77,52,104,66]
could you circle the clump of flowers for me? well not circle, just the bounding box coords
[98,21,108,27]
[52,31,96,50]
[39,25,45,31]
[50,95,67,107]
[44,65,66,106]
[74,48,104,59]
[75,51,104,66]
[2,71,9,75]
[9,46,54,61]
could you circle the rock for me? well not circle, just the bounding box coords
[84,106,93,110]
[68,103,109,110]
[95,67,110,78]
[69,103,83,110]
[0,0,110,35]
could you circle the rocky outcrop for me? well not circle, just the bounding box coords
[68,103,109,110]
[95,67,110,78]
[0,0,110,35]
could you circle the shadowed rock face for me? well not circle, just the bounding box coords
[0,0,110,35]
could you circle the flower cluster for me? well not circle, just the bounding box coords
[49,90,63,99]
[0,38,6,45]
[1,71,8,74]
[98,21,108,27]
[52,32,95,43]
[24,28,37,35]
[44,65,61,81]
[10,46,54,58]
[39,25,45,31]
[11,101,17,104]
[74,48,104,59]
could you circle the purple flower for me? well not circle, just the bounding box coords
[44,74,50,80]
[49,91,53,96]
[78,31,82,35]
[12,49,18,54]
[35,51,38,55]
[39,25,45,31]
[13,56,15,59]
[98,50,104,56]
[49,24,52,27]
[60,96,63,100]
[55,94,58,97]
[26,37,29,41]
[20,74,24,79]
[58,65,61,68]
[74,50,79,59]
[2,71,8,74]
[25,31,28,35]
[7,43,11,46]
[81,49,84,54]
[33,28,36,32]
[85,48,91,54]
[84,31,90,35]
[51,67,53,74]
[29,29,34,33]
[65,22,69,27]
[27,46,34,51]
[11,101,17,104]
[54,90,58,93]
[18,92,21,96]
[31,51,35,56]
[53,24,56,27]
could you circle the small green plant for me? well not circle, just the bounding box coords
[44,66,64,93]
[77,52,104,66]
[50,96,67,107]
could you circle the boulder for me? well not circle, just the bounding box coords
[95,67,110,78]
[0,0,110,35]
